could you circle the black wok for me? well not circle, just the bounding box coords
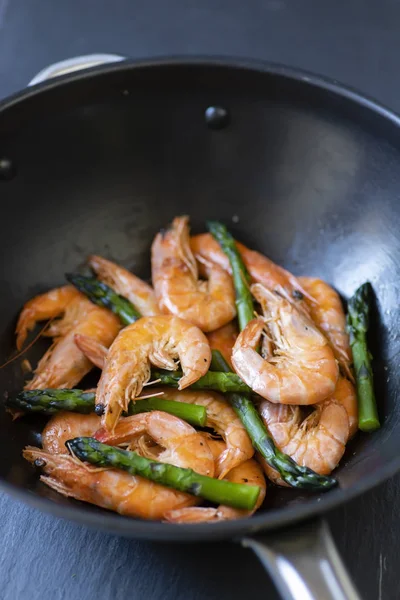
[0,56,399,600]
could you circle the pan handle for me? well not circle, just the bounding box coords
[242,518,362,600]
[27,53,126,86]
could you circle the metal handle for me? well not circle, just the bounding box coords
[28,53,126,86]
[242,519,362,600]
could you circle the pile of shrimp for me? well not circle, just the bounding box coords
[16,215,357,522]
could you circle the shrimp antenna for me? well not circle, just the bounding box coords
[0,318,55,370]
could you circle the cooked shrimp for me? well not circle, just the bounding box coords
[146,387,254,478]
[27,409,206,518]
[198,433,226,462]
[165,459,266,523]
[16,286,81,350]
[298,277,353,381]
[76,320,239,397]
[95,410,215,476]
[96,315,211,430]
[191,233,312,308]
[42,412,101,455]
[232,284,338,404]
[258,396,349,481]
[129,432,226,473]
[207,321,238,368]
[152,216,236,332]
[334,376,358,439]
[23,448,198,519]
[74,334,108,370]
[89,255,160,316]
[18,288,120,390]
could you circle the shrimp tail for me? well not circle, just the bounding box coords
[216,448,250,480]
[74,334,108,370]
[165,507,220,523]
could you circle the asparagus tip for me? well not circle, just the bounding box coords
[65,272,74,284]
[206,220,227,235]
[65,272,92,291]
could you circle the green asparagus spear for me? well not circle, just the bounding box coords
[66,273,141,326]
[127,397,207,427]
[206,224,336,489]
[8,388,96,415]
[66,437,260,510]
[8,389,207,427]
[213,350,337,490]
[207,221,254,330]
[347,282,380,432]
[210,348,231,372]
[151,369,252,394]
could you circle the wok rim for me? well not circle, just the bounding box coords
[0,55,399,542]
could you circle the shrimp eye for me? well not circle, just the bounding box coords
[94,404,105,416]
[34,458,46,468]
[292,290,304,301]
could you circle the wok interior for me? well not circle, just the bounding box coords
[0,63,399,524]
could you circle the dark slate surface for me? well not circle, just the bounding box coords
[0,1,398,598]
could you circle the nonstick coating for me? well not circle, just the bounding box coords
[0,58,399,542]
